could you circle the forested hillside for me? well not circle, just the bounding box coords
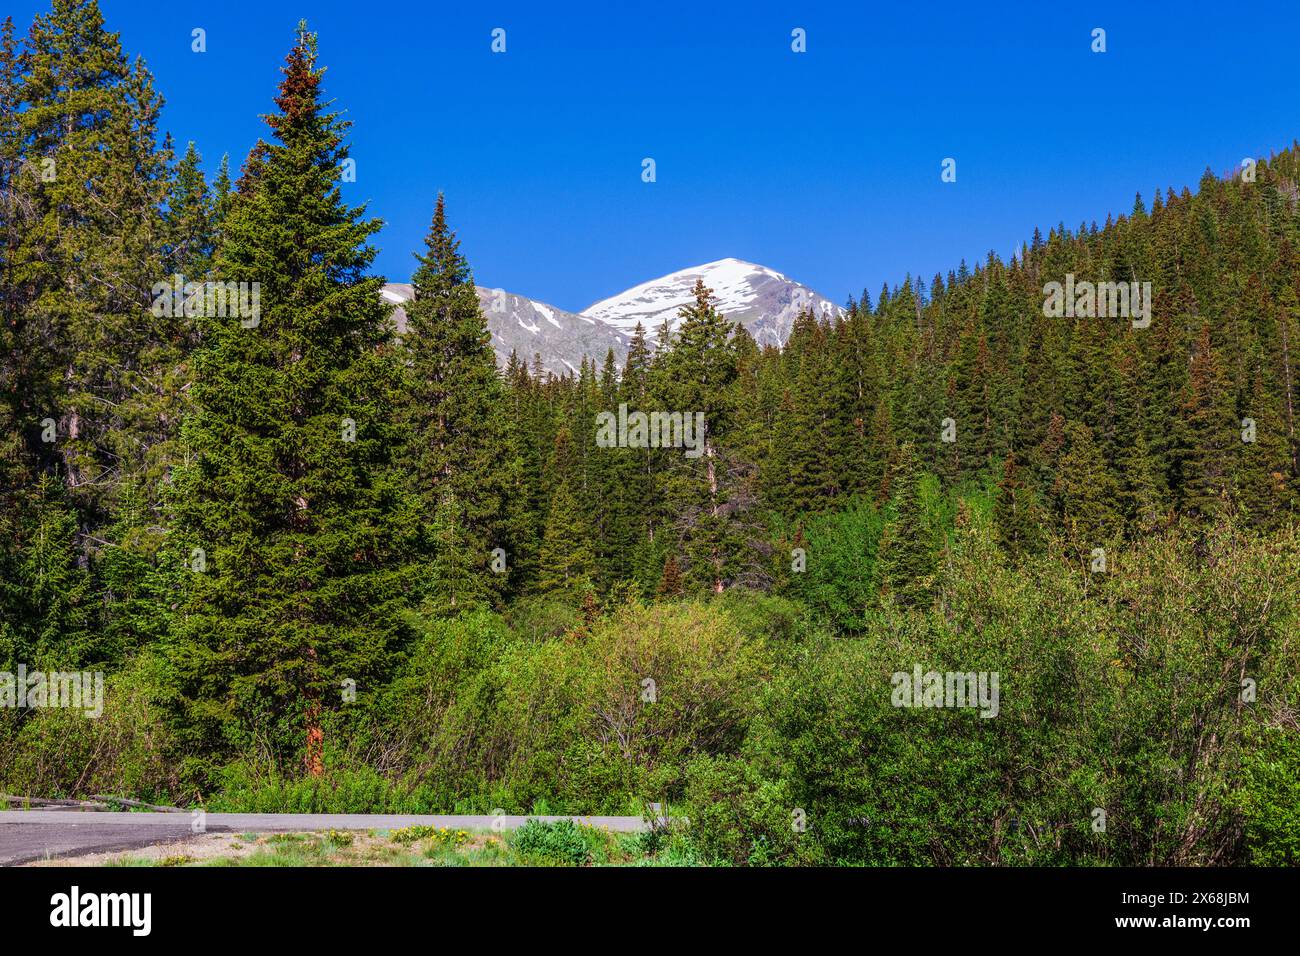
[1,2,1297,866]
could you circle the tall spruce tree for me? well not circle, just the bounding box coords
[656,279,743,593]
[400,193,518,608]
[993,452,1043,560]
[878,442,934,607]
[1180,323,1238,519]
[592,347,636,587]
[165,24,418,776]
[18,0,172,513]
[620,323,667,592]
[0,16,28,646]
[1052,421,1122,569]
[535,427,595,597]
[165,142,216,280]
[0,472,94,669]
[5,0,180,670]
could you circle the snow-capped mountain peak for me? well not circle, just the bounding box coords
[580,258,842,348]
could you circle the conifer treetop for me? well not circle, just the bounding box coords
[413,193,473,294]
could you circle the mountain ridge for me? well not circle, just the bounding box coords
[382,258,843,374]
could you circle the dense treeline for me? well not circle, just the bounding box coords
[0,2,1296,865]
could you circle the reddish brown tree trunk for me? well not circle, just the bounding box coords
[304,700,323,777]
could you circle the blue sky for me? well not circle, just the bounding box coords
[12,0,1300,311]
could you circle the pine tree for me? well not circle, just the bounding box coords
[1236,359,1292,530]
[165,142,216,280]
[1052,421,1122,568]
[18,0,173,511]
[774,309,853,513]
[620,323,661,560]
[498,359,541,596]
[211,153,234,241]
[592,347,636,588]
[0,16,29,641]
[835,303,877,497]
[622,321,674,596]
[1113,350,1163,534]
[1181,323,1238,519]
[878,443,933,607]
[425,491,491,615]
[6,0,178,675]
[399,193,516,605]
[655,553,684,598]
[948,323,997,479]
[657,279,743,593]
[96,480,175,664]
[993,452,1043,559]
[0,472,94,670]
[165,24,418,775]
[866,393,895,502]
[535,477,596,597]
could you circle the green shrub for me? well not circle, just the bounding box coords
[0,653,176,801]
[511,819,591,865]
[1238,722,1300,865]
[683,757,800,866]
[425,599,771,814]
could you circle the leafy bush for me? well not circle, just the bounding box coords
[418,599,770,814]
[511,819,591,865]
[0,653,176,801]
[682,756,800,866]
[778,496,885,632]
[1235,718,1300,864]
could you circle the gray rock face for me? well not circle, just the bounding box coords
[382,283,627,375]
[382,258,842,375]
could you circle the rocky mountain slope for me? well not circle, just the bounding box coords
[382,258,842,374]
